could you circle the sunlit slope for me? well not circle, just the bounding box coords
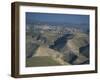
[26,46,70,67]
[61,32,89,64]
[33,46,70,65]
[62,32,89,55]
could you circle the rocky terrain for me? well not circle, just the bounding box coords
[26,23,89,67]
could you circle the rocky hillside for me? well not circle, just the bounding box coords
[26,23,89,66]
[49,32,89,64]
[33,46,70,65]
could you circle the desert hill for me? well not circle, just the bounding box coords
[26,23,89,66]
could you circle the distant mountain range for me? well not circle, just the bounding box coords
[26,22,89,33]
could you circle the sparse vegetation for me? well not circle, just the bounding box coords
[26,56,61,67]
[26,23,89,67]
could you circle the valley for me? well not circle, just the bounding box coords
[26,23,89,67]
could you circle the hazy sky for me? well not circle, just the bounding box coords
[26,12,89,25]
